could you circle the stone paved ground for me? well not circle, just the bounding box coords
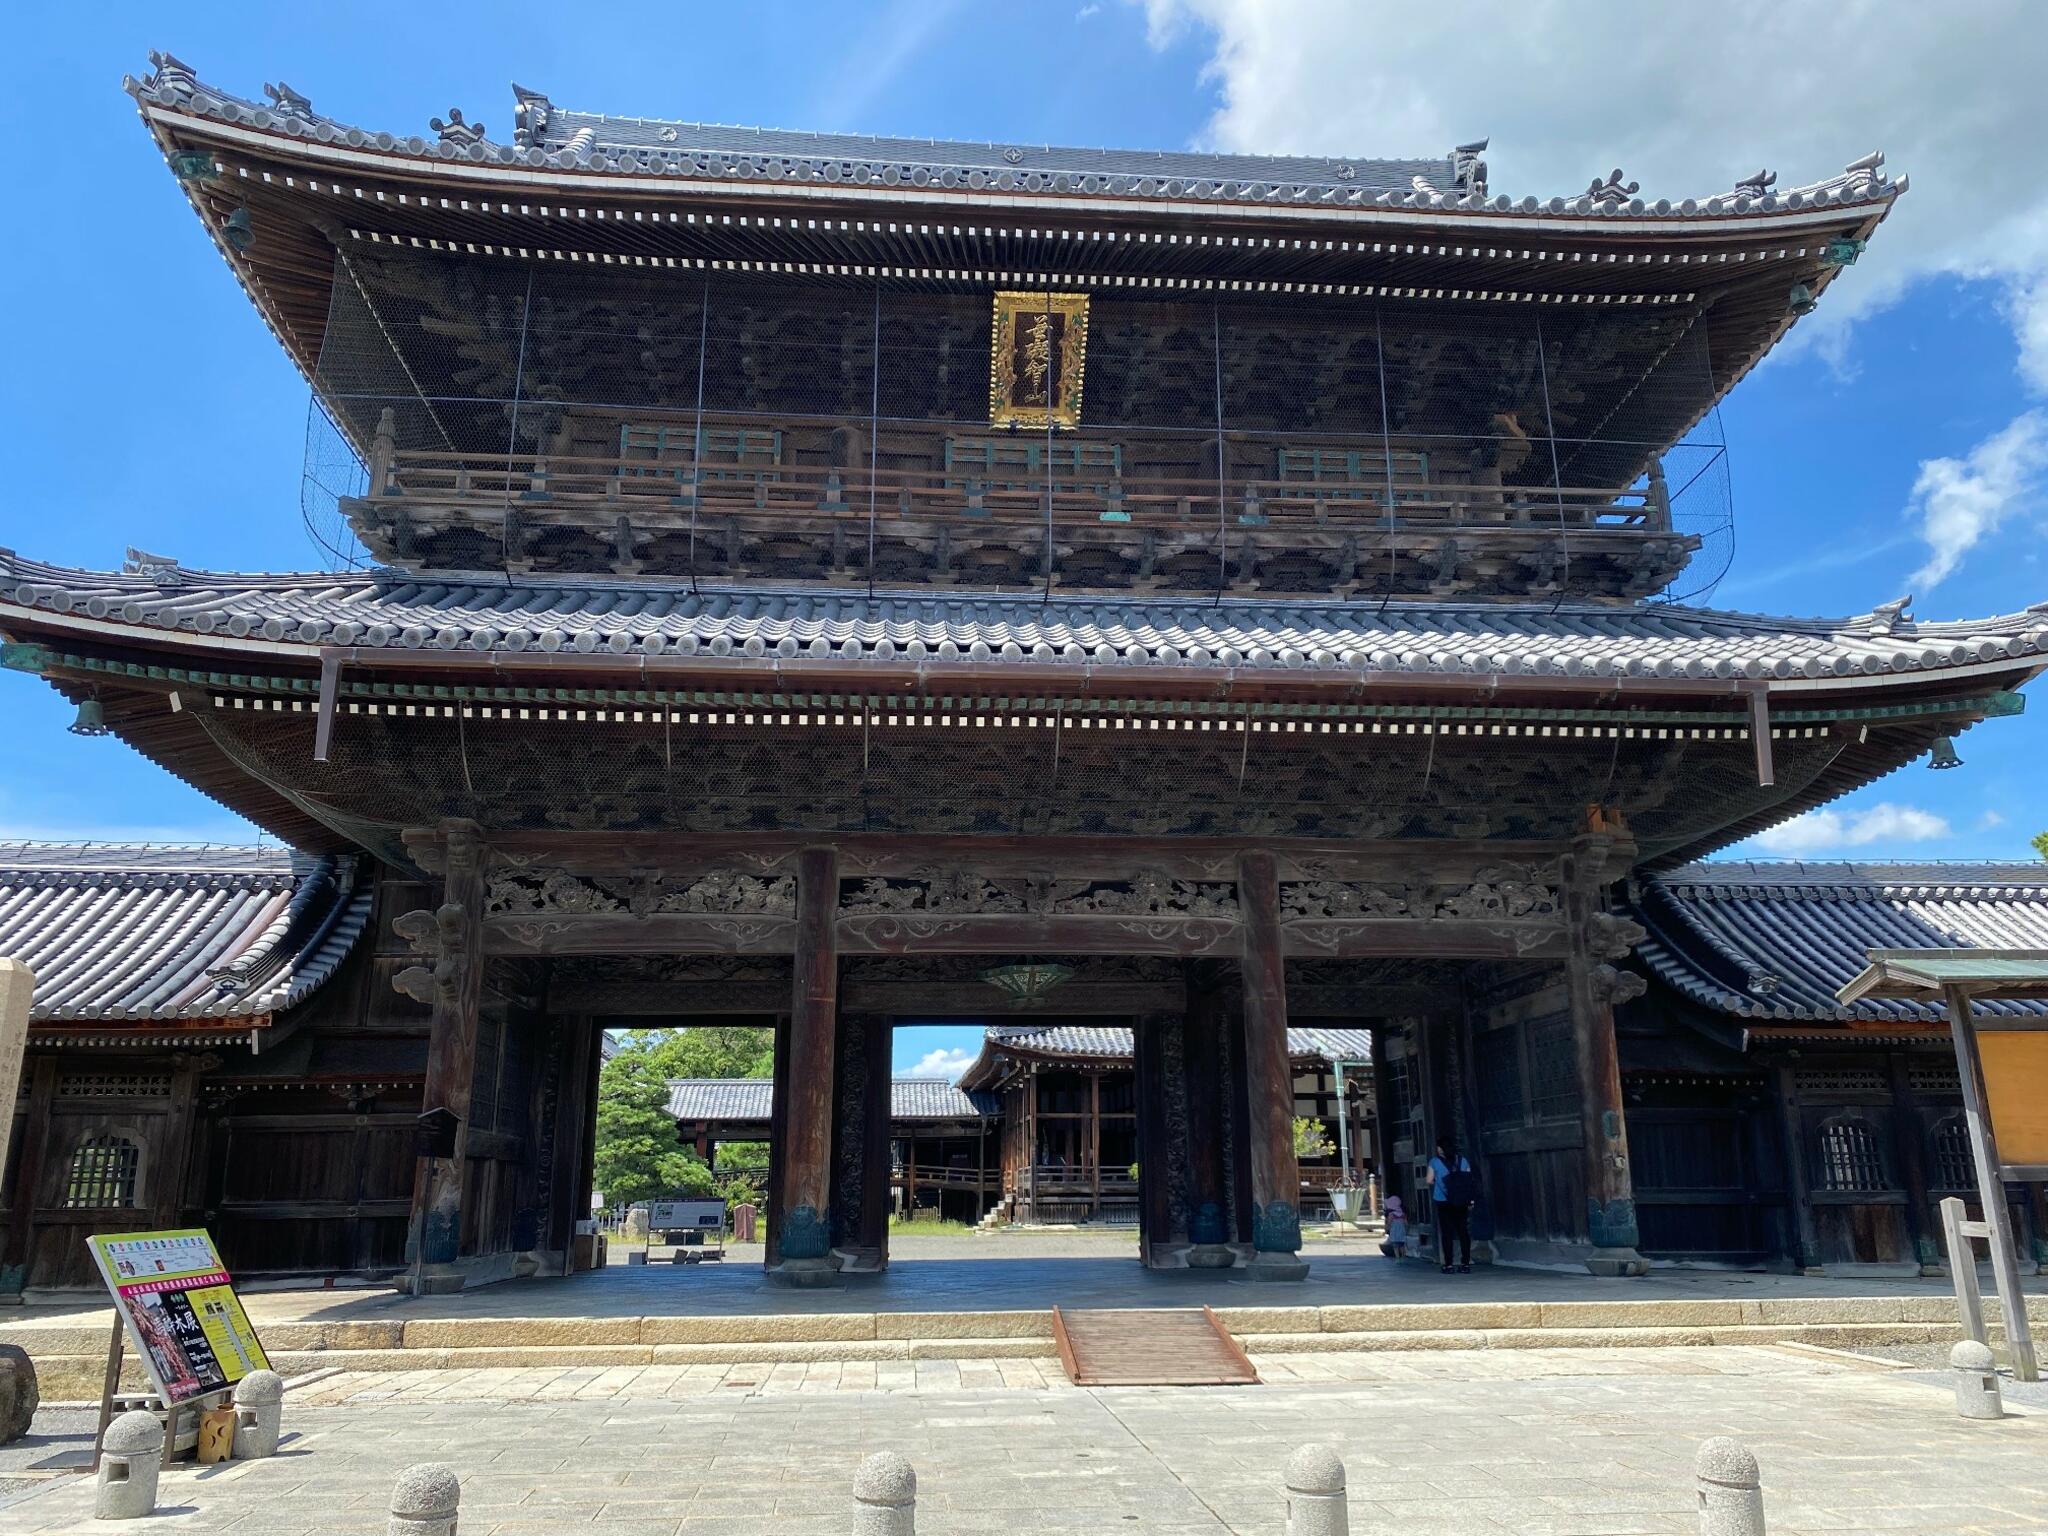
[4,1346,2044,1534]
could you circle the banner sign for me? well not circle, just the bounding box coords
[648,1199,726,1233]
[88,1229,270,1405]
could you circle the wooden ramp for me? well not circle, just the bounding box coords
[1051,1306,1259,1387]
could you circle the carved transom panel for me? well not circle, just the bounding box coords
[485,868,795,918]
[1277,866,1558,923]
[837,872,1237,918]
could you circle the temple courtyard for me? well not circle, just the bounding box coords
[4,1343,2046,1534]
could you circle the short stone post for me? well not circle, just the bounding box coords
[852,1451,916,1535]
[1695,1438,1764,1536]
[232,1369,285,1458]
[388,1463,461,1536]
[1950,1339,2003,1420]
[95,1409,165,1521]
[1284,1444,1348,1536]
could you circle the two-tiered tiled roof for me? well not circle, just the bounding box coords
[1634,861,2048,1026]
[0,842,371,1038]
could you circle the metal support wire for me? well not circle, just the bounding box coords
[1212,302,1228,603]
[1375,307,1398,613]
[331,246,457,453]
[499,265,536,569]
[1533,313,1572,612]
[869,279,882,600]
[689,279,710,595]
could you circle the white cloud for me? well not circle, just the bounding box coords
[1979,809,2007,830]
[1749,802,1951,855]
[1138,0,2048,586]
[1905,409,2048,588]
[908,1047,978,1081]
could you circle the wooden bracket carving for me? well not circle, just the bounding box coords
[1584,911,1648,962]
[392,901,471,1005]
[1591,964,1649,1006]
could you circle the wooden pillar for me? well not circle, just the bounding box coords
[1886,1052,1937,1272]
[1771,1063,1822,1272]
[550,1019,599,1276]
[1,1055,57,1295]
[1238,850,1307,1279]
[1133,1013,1175,1265]
[829,1010,889,1269]
[905,1133,917,1217]
[151,1056,202,1230]
[1088,1072,1102,1215]
[764,1013,791,1269]
[408,820,487,1296]
[1182,965,1233,1263]
[1562,845,1646,1277]
[771,845,839,1283]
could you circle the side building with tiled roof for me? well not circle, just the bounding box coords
[1613,861,2048,1274]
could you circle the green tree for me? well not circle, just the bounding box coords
[590,1028,776,1209]
[1292,1116,1335,1161]
[2033,829,2048,860]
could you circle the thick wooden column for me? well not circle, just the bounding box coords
[771,845,840,1284]
[1182,964,1234,1266]
[765,1013,792,1269]
[1886,1052,1937,1272]
[1,1056,56,1296]
[1133,1012,1187,1267]
[1237,850,1307,1280]
[1771,1063,1822,1272]
[830,1010,891,1270]
[1562,843,1648,1277]
[406,820,487,1295]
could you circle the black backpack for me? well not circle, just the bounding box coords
[1442,1160,1480,1205]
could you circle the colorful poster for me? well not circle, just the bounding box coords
[87,1230,270,1405]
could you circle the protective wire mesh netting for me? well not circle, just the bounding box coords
[189,702,1841,862]
[304,253,1733,598]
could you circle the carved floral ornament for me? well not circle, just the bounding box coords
[838,872,1236,918]
[483,868,796,919]
[1278,866,1559,923]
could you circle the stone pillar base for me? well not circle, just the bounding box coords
[1141,1242,1191,1271]
[1231,1250,1310,1283]
[832,1246,886,1274]
[767,1256,844,1289]
[412,1265,467,1296]
[1583,1246,1649,1278]
[1185,1243,1237,1270]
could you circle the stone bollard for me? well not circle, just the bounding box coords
[1284,1444,1348,1536]
[0,1342,38,1446]
[852,1451,916,1535]
[1950,1339,2003,1420]
[388,1462,462,1536]
[95,1409,165,1521]
[232,1369,285,1459]
[1695,1438,1764,1536]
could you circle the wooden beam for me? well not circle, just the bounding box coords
[1239,850,1306,1277]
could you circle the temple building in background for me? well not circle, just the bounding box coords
[4,53,2047,1295]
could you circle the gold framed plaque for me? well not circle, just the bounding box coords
[989,291,1090,429]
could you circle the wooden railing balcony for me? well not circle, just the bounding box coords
[347,425,1695,599]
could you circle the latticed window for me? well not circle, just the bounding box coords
[63,1135,141,1208]
[1816,1118,1887,1193]
[1931,1117,1975,1190]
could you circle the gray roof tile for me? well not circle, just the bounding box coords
[124,60,1907,224]
[1635,861,2048,1024]
[0,843,371,1024]
[667,1076,995,1123]
[8,553,2044,685]
[978,1024,1373,1062]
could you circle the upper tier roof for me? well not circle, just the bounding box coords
[6,550,2044,687]
[1635,860,2048,1026]
[127,55,1903,223]
[0,841,371,1031]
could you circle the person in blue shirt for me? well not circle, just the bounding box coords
[1424,1136,1474,1273]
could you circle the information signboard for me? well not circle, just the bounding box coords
[87,1229,270,1406]
[648,1199,726,1234]
[1978,1029,2048,1169]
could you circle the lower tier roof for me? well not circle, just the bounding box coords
[1634,861,2048,1026]
[6,551,2047,684]
[667,1077,995,1124]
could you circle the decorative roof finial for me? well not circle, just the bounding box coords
[1587,168,1641,208]
[263,81,314,121]
[1865,595,1912,635]
[1451,138,1488,195]
[145,50,199,101]
[430,107,488,148]
[1734,167,1777,197]
[1842,149,1886,194]
[511,83,553,147]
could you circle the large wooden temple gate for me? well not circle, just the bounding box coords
[394,821,1649,1290]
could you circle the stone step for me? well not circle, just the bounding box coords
[8,1294,2041,1401]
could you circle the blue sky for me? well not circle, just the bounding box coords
[5,4,2047,1076]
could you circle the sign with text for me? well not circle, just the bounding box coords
[648,1199,726,1233]
[88,1229,270,1405]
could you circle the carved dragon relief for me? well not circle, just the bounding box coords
[837,871,1238,918]
[1277,866,1559,927]
[482,867,795,919]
